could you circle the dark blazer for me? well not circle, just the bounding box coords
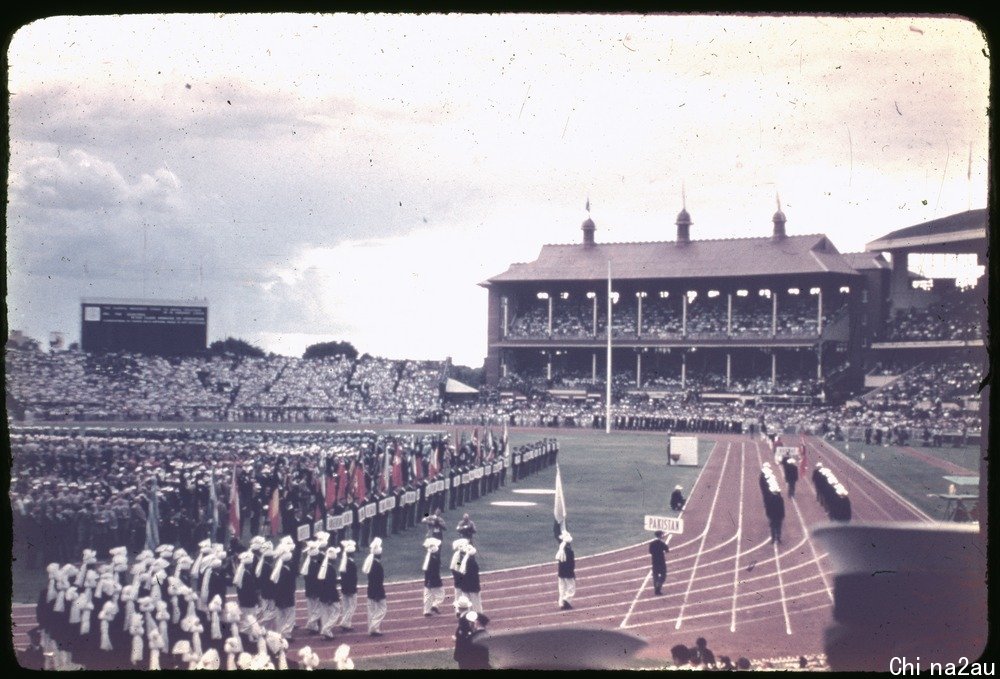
[274,559,297,609]
[340,558,358,596]
[461,556,481,593]
[557,544,575,579]
[649,538,669,573]
[317,560,341,604]
[235,566,260,609]
[366,560,386,602]
[303,554,322,599]
[424,552,443,588]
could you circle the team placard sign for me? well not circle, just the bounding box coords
[775,446,800,463]
[296,524,311,541]
[313,520,323,534]
[644,515,684,534]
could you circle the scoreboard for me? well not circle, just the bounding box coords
[80,298,207,355]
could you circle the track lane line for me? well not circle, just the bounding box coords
[674,442,732,630]
[619,438,721,629]
[730,440,746,632]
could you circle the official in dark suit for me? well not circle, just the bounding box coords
[648,531,669,595]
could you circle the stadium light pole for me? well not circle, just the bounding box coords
[606,261,612,434]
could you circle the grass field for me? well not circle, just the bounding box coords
[10,427,706,604]
[824,439,984,520]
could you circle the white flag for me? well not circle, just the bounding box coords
[554,464,567,527]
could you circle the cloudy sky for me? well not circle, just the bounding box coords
[6,13,990,366]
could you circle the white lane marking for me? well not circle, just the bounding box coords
[788,494,834,601]
[730,440,746,632]
[619,439,721,629]
[773,541,793,635]
[675,442,732,630]
[810,435,933,522]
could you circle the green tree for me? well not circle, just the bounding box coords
[302,340,359,361]
[450,363,484,387]
[207,337,266,358]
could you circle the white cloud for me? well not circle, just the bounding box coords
[5,13,989,362]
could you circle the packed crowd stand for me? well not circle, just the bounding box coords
[13,425,560,670]
[5,348,443,424]
[882,287,983,342]
[6,345,982,446]
[505,292,846,340]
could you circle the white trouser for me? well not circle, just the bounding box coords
[339,594,357,629]
[238,604,261,633]
[558,577,577,604]
[274,606,296,637]
[305,597,321,631]
[465,591,484,613]
[257,598,277,626]
[366,599,387,633]
[423,586,445,615]
[319,601,343,638]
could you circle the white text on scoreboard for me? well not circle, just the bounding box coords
[644,515,684,534]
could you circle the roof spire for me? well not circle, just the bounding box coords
[772,192,787,241]
[675,186,692,245]
[581,199,596,247]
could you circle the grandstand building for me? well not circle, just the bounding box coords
[481,206,987,405]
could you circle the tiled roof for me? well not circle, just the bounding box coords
[841,251,891,271]
[485,234,859,284]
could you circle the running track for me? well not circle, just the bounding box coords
[10,433,933,666]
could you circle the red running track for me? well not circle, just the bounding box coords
[9,433,932,666]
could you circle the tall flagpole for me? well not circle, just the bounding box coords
[606,260,612,434]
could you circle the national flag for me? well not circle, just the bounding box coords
[335,458,348,505]
[502,422,510,456]
[553,463,567,539]
[318,449,327,506]
[414,446,426,481]
[354,460,368,504]
[269,487,282,537]
[485,429,494,461]
[428,441,441,479]
[144,476,161,551]
[391,443,404,490]
[473,428,481,463]
[208,465,219,540]
[379,445,391,494]
[228,464,241,541]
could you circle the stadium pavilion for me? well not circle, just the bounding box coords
[480,205,987,405]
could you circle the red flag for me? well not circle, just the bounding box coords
[428,443,440,479]
[228,465,241,541]
[354,461,367,504]
[413,449,424,481]
[391,445,404,489]
[268,487,282,537]
[379,447,390,494]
